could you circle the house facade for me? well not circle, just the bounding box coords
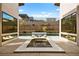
[0,3,23,46]
[60,3,79,46]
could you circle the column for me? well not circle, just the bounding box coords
[0,4,2,46]
[76,5,79,46]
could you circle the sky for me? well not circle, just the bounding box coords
[19,3,60,20]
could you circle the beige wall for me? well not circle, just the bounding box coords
[2,3,19,19]
[60,3,79,18]
[0,4,2,46]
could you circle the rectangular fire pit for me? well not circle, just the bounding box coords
[27,38,52,47]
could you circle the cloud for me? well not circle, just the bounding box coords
[41,12,47,14]
[19,9,23,12]
[31,14,52,17]
[31,12,54,18]
[56,8,60,11]
[19,9,26,14]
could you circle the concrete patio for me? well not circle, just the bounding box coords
[0,36,79,56]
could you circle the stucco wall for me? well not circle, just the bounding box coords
[60,3,79,18]
[2,3,19,19]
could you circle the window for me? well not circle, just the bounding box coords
[61,12,77,42]
[2,12,17,33]
[61,12,76,34]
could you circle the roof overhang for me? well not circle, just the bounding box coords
[61,8,76,19]
[19,3,24,6]
[54,3,60,6]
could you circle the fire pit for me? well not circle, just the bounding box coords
[27,38,52,47]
